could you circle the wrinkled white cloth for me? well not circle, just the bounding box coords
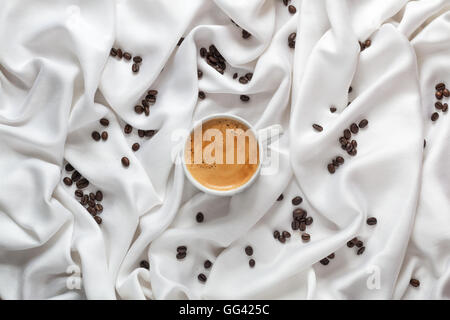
[0,0,449,300]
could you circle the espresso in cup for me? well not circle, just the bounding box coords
[184,117,260,191]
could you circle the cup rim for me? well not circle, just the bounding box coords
[181,113,262,197]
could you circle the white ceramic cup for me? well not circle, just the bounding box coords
[181,113,282,196]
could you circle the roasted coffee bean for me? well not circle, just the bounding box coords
[367,217,377,225]
[140,260,150,270]
[299,222,306,232]
[95,191,103,202]
[197,69,203,79]
[431,112,439,121]
[132,63,139,73]
[142,100,149,108]
[435,91,443,99]
[124,124,132,134]
[92,131,101,141]
[358,119,368,128]
[336,156,344,164]
[121,157,130,167]
[240,95,250,102]
[135,105,144,114]
[145,130,156,137]
[63,177,72,186]
[301,233,310,242]
[347,240,355,248]
[146,95,156,103]
[364,39,371,48]
[278,236,286,243]
[99,118,109,127]
[424,139,426,148]
[348,86,353,93]
[410,278,420,287]
[330,106,337,113]
[133,56,142,63]
[359,41,366,51]
[273,230,280,239]
[356,246,365,255]
[65,164,74,172]
[200,47,207,57]
[132,143,140,152]
[177,246,187,253]
[138,129,145,138]
[249,259,255,268]
[94,204,103,214]
[312,124,323,132]
[198,91,206,100]
[245,73,253,81]
[356,240,363,248]
[320,258,329,266]
[94,216,102,225]
[245,246,254,256]
[435,83,445,91]
[288,5,296,14]
[277,194,284,201]
[204,260,212,269]
[239,76,248,84]
[344,129,351,139]
[291,220,299,230]
[198,273,207,282]
[233,73,238,79]
[288,40,295,48]
[214,65,224,74]
[116,49,123,59]
[305,217,313,226]
[101,131,108,141]
[351,140,357,148]
[176,252,186,260]
[443,89,450,97]
[327,163,336,174]
[339,137,347,145]
[86,206,96,215]
[76,178,89,189]
[293,208,306,219]
[75,190,83,198]
[196,212,204,223]
[350,123,359,134]
[242,30,251,39]
[292,196,303,206]
[88,199,95,208]
[349,148,357,156]
[123,52,131,60]
[177,37,184,46]
[71,171,81,183]
[144,106,150,116]
[435,102,443,110]
[207,55,218,64]
[110,48,117,56]
[283,0,290,6]
[288,32,296,43]
[328,253,335,259]
[147,89,158,96]
[282,231,291,239]
[89,193,95,201]
[443,103,448,112]
[81,195,89,205]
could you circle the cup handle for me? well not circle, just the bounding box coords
[257,124,284,146]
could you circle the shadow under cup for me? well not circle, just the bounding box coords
[183,115,261,194]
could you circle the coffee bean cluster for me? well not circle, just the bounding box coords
[198,259,213,283]
[230,19,252,39]
[291,197,313,242]
[110,47,142,74]
[244,245,256,268]
[200,45,226,75]
[91,118,110,142]
[134,89,158,117]
[328,119,369,174]
[282,0,296,14]
[176,246,187,260]
[63,163,104,225]
[359,39,371,52]
[288,32,296,48]
[319,253,335,266]
[432,82,449,122]
[123,123,157,155]
[346,237,365,255]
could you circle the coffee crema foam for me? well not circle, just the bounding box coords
[184,118,259,191]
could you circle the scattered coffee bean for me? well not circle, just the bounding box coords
[110,48,117,57]
[357,246,365,255]
[89,193,95,201]
[288,5,296,14]
[305,217,313,225]
[239,76,248,84]
[249,259,255,268]
[76,178,89,189]
[94,216,102,224]
[140,260,150,270]
[435,83,445,91]
[291,220,299,230]
[132,63,139,73]
[242,30,251,39]
[358,119,369,128]
[99,118,109,127]
[124,124,132,134]
[177,246,187,253]
[233,73,238,79]
[123,52,131,60]
[65,163,74,172]
[288,32,296,48]
[196,212,204,223]
[344,129,351,139]
[138,129,145,138]
[301,233,310,242]
[312,124,323,132]
[292,196,303,206]
[92,131,101,141]
[101,131,108,141]
[87,207,96,216]
[293,208,306,219]
[282,231,291,238]
[410,278,420,288]
[431,112,439,121]
[299,222,306,231]
[177,37,184,46]
[95,191,103,201]
[347,240,355,248]
[367,217,377,225]
[197,70,203,79]
[364,39,371,48]
[75,190,83,198]
[134,105,144,114]
[245,246,254,256]
[277,194,284,201]
[443,104,448,112]
[71,171,81,182]
[283,0,290,6]
[327,163,336,174]
[327,253,335,259]
[350,123,359,134]
[116,49,123,59]
[330,106,337,113]
[356,240,363,248]
[121,157,130,167]
[132,143,140,152]
[273,230,280,239]
[240,95,250,102]
[200,47,207,58]
[245,73,253,81]
[198,273,207,282]
[278,236,286,243]
[320,258,329,266]
[435,91,443,100]
[133,56,142,63]
[176,251,186,260]
[95,204,103,214]
[204,260,212,269]
[63,177,72,186]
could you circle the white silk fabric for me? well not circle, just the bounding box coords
[0,0,449,300]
